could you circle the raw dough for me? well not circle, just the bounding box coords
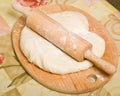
[20,11,105,74]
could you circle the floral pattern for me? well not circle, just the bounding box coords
[17,0,48,7]
[101,14,120,55]
[0,54,4,64]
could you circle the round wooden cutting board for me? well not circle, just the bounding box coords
[12,4,118,94]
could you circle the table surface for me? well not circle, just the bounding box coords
[0,0,120,96]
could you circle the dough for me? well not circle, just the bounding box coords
[20,11,105,74]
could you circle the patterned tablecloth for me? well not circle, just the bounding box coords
[0,0,120,96]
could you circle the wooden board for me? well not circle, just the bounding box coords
[12,4,118,94]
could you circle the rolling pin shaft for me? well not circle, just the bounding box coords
[26,9,92,61]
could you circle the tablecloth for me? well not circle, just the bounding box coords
[0,0,120,96]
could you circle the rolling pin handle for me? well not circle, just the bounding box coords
[12,1,30,16]
[84,50,116,75]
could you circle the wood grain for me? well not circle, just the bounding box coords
[12,4,118,94]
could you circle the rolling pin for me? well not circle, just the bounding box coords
[12,2,116,75]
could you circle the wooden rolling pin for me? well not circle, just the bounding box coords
[12,2,116,75]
